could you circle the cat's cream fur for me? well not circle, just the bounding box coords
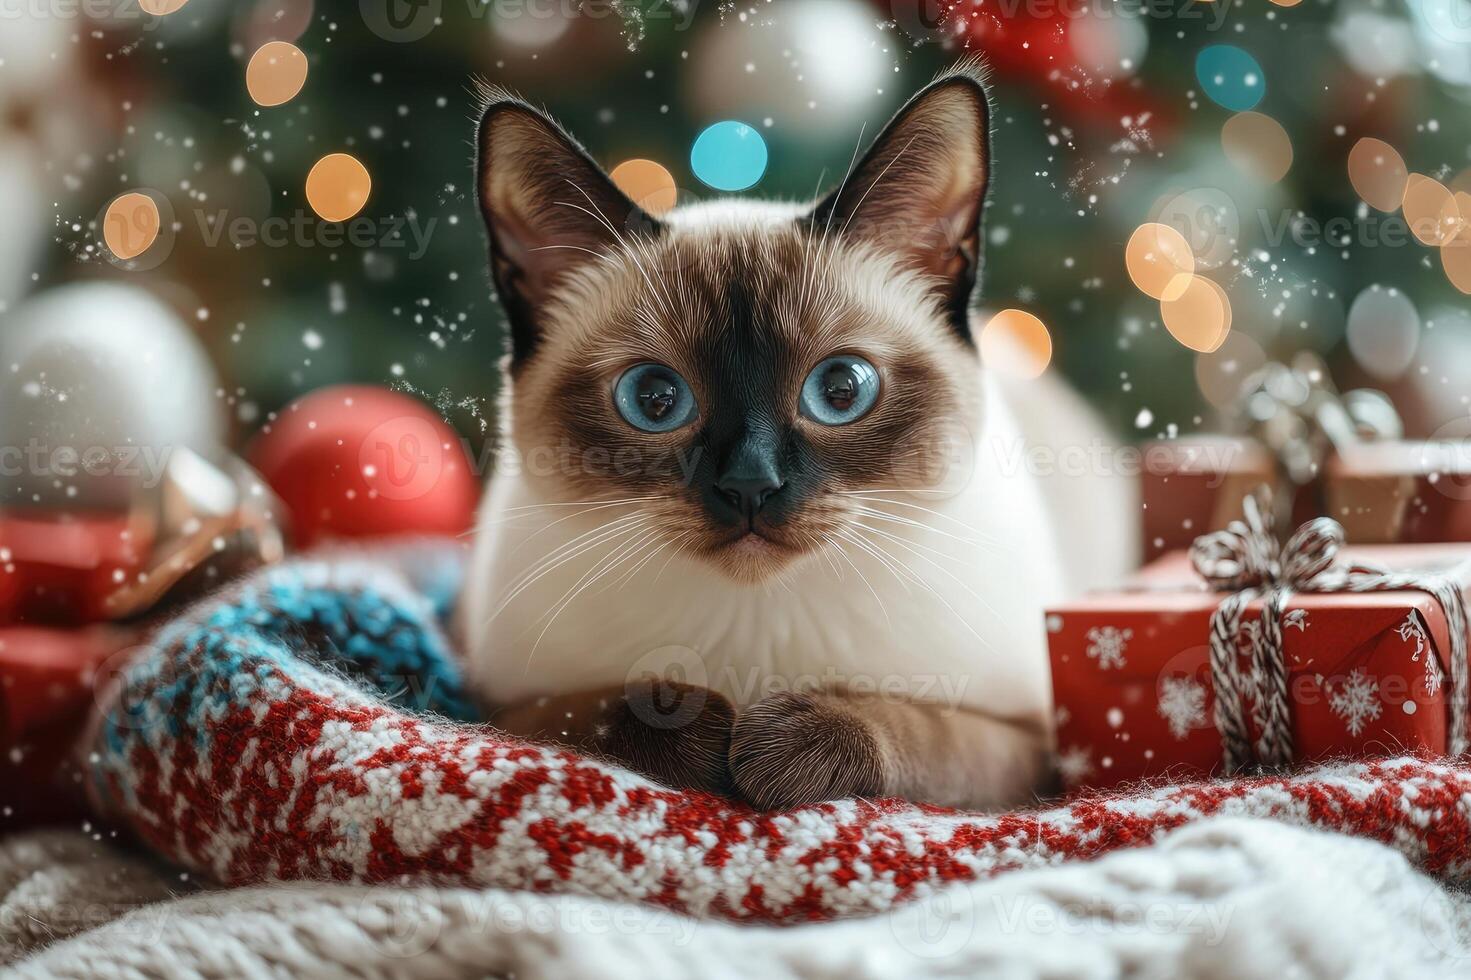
[461,65,1138,810]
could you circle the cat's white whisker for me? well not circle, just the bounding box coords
[603,528,674,593]
[851,522,996,636]
[502,499,663,558]
[847,505,998,552]
[524,524,661,665]
[844,524,988,646]
[837,134,919,241]
[837,491,999,538]
[831,529,894,631]
[559,180,685,324]
[849,516,987,571]
[487,513,652,624]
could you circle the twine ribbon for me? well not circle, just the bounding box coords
[1190,490,1471,774]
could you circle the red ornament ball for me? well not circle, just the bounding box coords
[248,386,480,547]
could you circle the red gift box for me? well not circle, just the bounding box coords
[1325,440,1471,544]
[1140,436,1278,562]
[0,511,154,625]
[1047,537,1471,794]
[0,624,137,825]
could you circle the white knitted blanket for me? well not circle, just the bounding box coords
[6,816,1471,979]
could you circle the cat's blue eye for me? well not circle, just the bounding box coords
[800,355,880,426]
[614,363,699,433]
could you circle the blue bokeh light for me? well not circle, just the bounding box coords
[1196,45,1265,112]
[690,120,768,192]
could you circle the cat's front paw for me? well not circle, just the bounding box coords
[729,692,890,810]
[591,678,735,796]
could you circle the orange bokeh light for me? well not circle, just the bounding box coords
[980,309,1053,379]
[1347,137,1409,213]
[306,154,372,223]
[246,42,309,108]
[103,192,162,261]
[1403,174,1461,246]
[1160,275,1232,353]
[1126,223,1195,301]
[1221,112,1293,183]
[610,159,678,217]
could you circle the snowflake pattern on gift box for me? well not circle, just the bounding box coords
[1327,668,1383,737]
[1397,610,1442,697]
[1157,676,1207,740]
[1085,626,1131,670]
[1284,609,1310,632]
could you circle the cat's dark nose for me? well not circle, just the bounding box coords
[717,469,783,517]
[714,432,785,520]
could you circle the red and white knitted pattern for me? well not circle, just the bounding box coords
[84,552,1471,924]
[94,649,1471,923]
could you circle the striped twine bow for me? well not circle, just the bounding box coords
[1190,489,1471,774]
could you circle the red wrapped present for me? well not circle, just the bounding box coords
[1142,357,1471,552]
[1049,492,1471,794]
[0,624,138,825]
[0,512,154,625]
[1325,440,1471,544]
[1140,436,1277,562]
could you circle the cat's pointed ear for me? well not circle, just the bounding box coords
[807,66,991,342]
[476,91,659,363]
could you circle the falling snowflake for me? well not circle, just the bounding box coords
[1327,668,1383,736]
[1056,745,1094,786]
[1085,626,1132,670]
[1397,610,1442,696]
[1157,676,1207,740]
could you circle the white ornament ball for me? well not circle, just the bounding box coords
[0,283,225,510]
[688,0,892,143]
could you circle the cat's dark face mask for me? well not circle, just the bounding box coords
[475,68,991,581]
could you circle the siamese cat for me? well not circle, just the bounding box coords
[460,63,1138,811]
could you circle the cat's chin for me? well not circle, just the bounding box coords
[705,530,805,583]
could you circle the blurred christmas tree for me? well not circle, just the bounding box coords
[13,0,1471,449]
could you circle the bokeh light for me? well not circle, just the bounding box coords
[1125,223,1195,301]
[1160,275,1232,353]
[1069,13,1148,79]
[979,309,1053,379]
[245,41,308,108]
[492,5,572,47]
[690,121,767,192]
[102,191,161,260]
[609,159,677,216]
[1220,111,1292,183]
[689,0,891,141]
[1195,45,1265,112]
[237,0,315,48]
[1346,284,1420,380]
[1442,233,1471,294]
[305,153,371,222]
[1402,173,1461,246]
[139,0,189,13]
[1195,330,1267,409]
[1152,188,1238,271]
[1347,137,1409,212]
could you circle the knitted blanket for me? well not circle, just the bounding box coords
[80,542,1471,927]
[8,817,1471,978]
